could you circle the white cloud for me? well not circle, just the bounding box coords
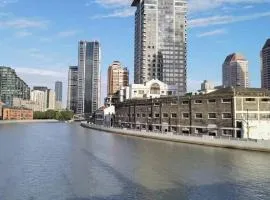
[57,30,80,37]
[0,0,17,7]
[0,18,49,29]
[15,67,66,78]
[197,29,227,38]
[190,11,270,28]
[91,7,135,19]
[14,30,32,38]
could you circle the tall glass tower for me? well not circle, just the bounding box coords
[132,0,187,96]
[77,41,101,116]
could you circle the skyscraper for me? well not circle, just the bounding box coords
[67,66,78,113]
[132,0,187,96]
[261,38,270,90]
[108,61,129,96]
[77,41,101,116]
[222,53,249,88]
[55,81,63,110]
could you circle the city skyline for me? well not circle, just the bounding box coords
[0,0,270,106]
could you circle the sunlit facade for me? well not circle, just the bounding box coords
[132,0,187,96]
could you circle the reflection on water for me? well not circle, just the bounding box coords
[0,123,269,200]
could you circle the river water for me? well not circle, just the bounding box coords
[0,123,269,200]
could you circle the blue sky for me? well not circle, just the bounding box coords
[0,0,270,106]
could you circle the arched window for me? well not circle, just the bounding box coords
[150,83,160,94]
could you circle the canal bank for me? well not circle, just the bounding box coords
[81,123,270,153]
[0,119,59,124]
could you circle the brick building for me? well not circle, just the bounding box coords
[2,107,33,120]
[114,88,270,139]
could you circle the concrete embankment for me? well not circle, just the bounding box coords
[0,119,59,124]
[81,123,270,153]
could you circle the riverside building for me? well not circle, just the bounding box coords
[77,41,101,116]
[0,66,30,106]
[114,87,270,140]
[55,81,63,110]
[132,0,188,96]
[261,38,270,90]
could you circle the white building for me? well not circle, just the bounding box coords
[47,89,55,110]
[95,105,115,126]
[30,90,47,112]
[120,79,177,102]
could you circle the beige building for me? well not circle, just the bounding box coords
[13,97,40,112]
[47,89,55,110]
[108,61,129,96]
[31,90,47,112]
[261,38,270,90]
[223,53,249,88]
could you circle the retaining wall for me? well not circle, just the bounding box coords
[81,123,270,153]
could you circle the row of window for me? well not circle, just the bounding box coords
[118,112,232,119]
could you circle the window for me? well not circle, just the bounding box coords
[136,113,140,118]
[182,101,189,105]
[261,114,270,119]
[182,129,190,134]
[154,103,159,106]
[195,100,202,104]
[223,130,233,136]
[171,113,177,118]
[163,113,169,118]
[195,113,203,119]
[222,113,232,119]
[182,113,189,118]
[149,114,152,118]
[208,99,216,103]
[222,99,231,103]
[142,113,146,118]
[154,113,160,118]
[171,127,177,132]
[261,98,270,102]
[132,113,135,117]
[246,98,255,102]
[208,113,217,119]
[195,128,203,134]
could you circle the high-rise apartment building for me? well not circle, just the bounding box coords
[47,89,55,110]
[261,39,270,90]
[31,90,47,112]
[132,0,187,96]
[77,41,101,116]
[67,66,78,113]
[222,53,249,88]
[0,66,30,106]
[108,61,129,96]
[55,81,63,110]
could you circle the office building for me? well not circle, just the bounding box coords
[55,81,63,110]
[0,66,30,106]
[77,41,101,116]
[67,66,78,113]
[222,53,249,88]
[132,0,187,96]
[108,61,129,96]
[47,89,55,110]
[261,38,270,90]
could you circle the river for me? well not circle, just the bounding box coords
[0,123,269,200]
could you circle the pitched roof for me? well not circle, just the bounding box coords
[263,39,270,50]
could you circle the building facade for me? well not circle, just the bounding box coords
[67,66,78,113]
[222,53,249,88]
[47,89,55,110]
[0,66,30,106]
[132,0,187,96]
[30,90,47,112]
[108,61,129,96]
[77,41,101,116]
[261,38,270,90]
[119,79,177,102]
[13,97,40,112]
[55,81,63,110]
[114,87,270,140]
[2,107,33,120]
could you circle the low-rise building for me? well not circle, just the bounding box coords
[114,87,270,140]
[95,106,115,126]
[2,107,33,120]
[0,101,4,119]
[119,79,177,102]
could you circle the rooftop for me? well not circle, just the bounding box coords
[131,0,140,7]
[224,53,246,63]
[263,39,270,50]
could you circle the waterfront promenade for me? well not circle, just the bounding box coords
[81,123,270,153]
